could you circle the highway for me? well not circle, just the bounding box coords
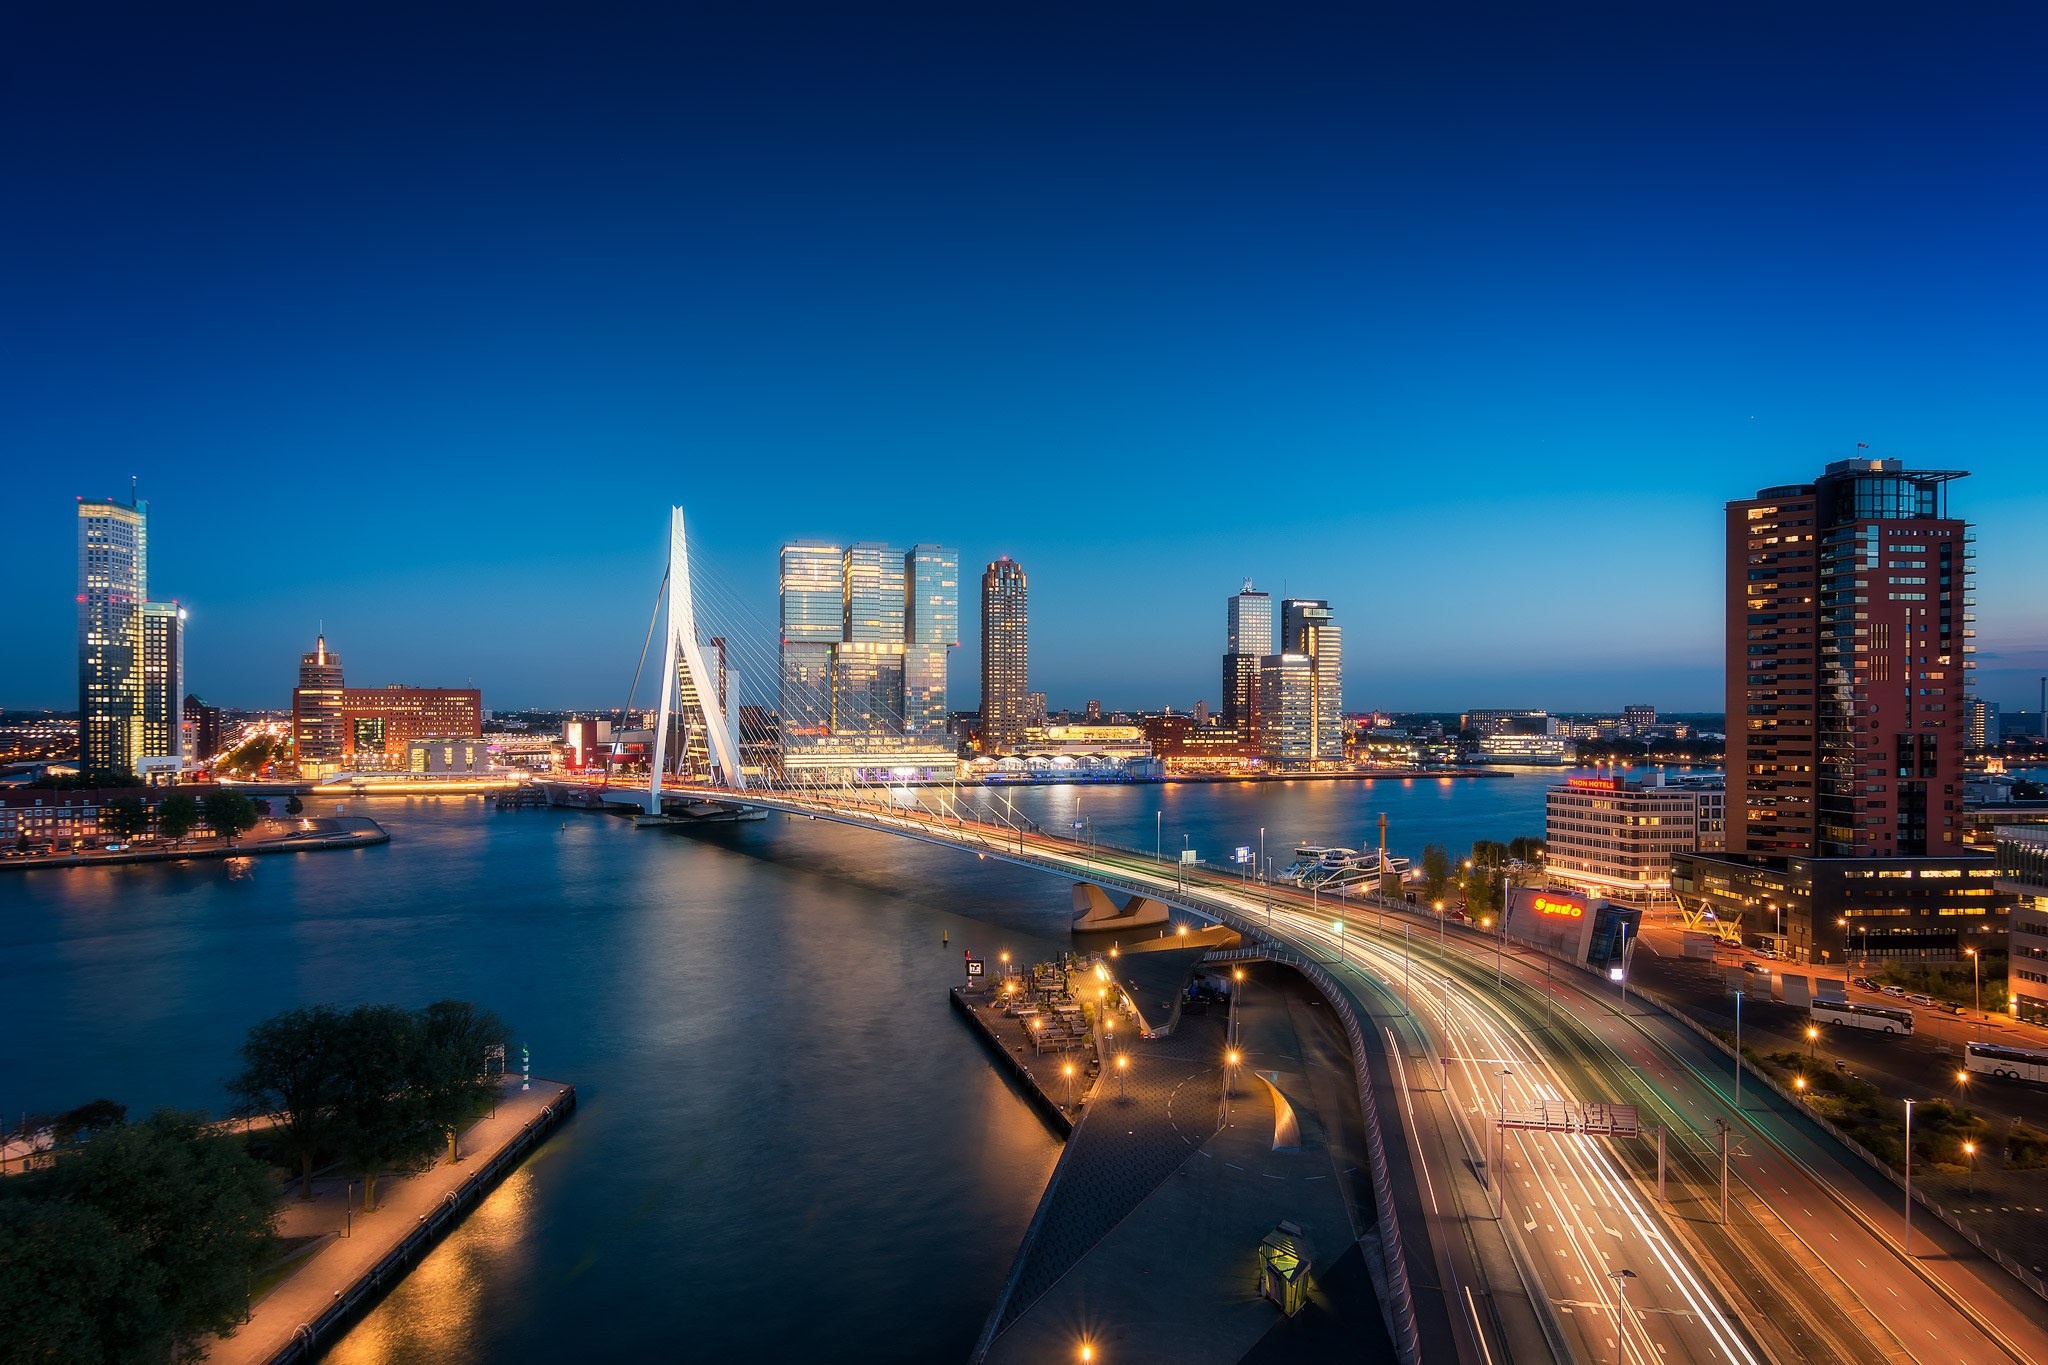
[667,784,2048,1363]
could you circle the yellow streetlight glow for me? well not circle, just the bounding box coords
[1227,1050,1241,1067]
[1957,1069,1969,1085]
[1080,1345,1094,1363]
[1116,1054,1128,1070]
[1794,1076,1807,1093]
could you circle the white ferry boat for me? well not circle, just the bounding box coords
[1282,843,1411,893]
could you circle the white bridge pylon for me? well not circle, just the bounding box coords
[648,506,746,813]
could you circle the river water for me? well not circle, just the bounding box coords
[0,767,1660,1362]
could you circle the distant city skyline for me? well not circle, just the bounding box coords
[6,7,2047,713]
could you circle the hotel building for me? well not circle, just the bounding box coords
[1997,827,2048,1026]
[1546,773,1724,903]
[980,558,1029,752]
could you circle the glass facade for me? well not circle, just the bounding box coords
[77,498,149,775]
[778,541,957,752]
[138,602,184,763]
[980,558,1028,750]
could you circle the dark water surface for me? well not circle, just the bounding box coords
[0,769,1647,1362]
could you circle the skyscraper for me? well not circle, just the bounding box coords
[293,634,346,764]
[778,540,958,753]
[1726,458,1970,857]
[138,602,185,769]
[1281,597,1342,761]
[76,494,149,774]
[1221,580,1272,732]
[980,557,1028,752]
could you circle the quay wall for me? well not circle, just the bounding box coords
[261,1085,577,1365]
[2,822,388,874]
[950,988,1074,1139]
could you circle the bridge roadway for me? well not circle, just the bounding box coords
[689,785,2048,1364]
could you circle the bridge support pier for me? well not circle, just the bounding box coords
[1070,884,1172,934]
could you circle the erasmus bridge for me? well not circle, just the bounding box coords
[619,507,2048,1365]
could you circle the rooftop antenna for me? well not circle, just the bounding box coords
[130,475,138,507]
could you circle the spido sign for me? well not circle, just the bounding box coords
[1531,892,1586,920]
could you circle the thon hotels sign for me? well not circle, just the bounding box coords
[1507,885,1601,963]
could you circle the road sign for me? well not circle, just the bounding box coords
[1180,849,1198,865]
[966,957,985,978]
[1073,820,1086,830]
[1234,847,1252,864]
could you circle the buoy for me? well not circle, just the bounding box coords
[943,930,950,944]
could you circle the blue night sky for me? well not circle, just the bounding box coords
[4,2,2045,714]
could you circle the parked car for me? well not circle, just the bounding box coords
[1880,984,1907,997]
[1907,992,1938,1007]
[1851,977,1878,992]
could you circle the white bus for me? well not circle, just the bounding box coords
[1965,1041,2048,1084]
[1811,999,1915,1035]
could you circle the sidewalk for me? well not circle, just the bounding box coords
[205,1078,573,1364]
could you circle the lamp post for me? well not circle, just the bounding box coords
[1332,918,1346,968]
[1967,947,1982,1033]
[1965,1139,1977,1194]
[1116,1052,1129,1102]
[1903,1098,1915,1256]
[1492,1067,1513,1217]
[1733,989,1744,1109]
[1608,1269,1639,1365]
[1063,1061,1075,1107]
[1806,1024,1819,1063]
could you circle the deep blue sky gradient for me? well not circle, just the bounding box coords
[4,2,2045,712]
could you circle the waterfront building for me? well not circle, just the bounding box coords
[1024,691,1048,730]
[1278,598,1343,762]
[777,538,959,779]
[1463,709,1554,738]
[1222,580,1273,732]
[1622,704,1657,736]
[1727,457,1972,859]
[1965,697,2000,752]
[1085,699,1103,721]
[75,494,149,775]
[1546,773,1723,903]
[1996,826,2048,1026]
[1256,653,1317,762]
[137,601,185,776]
[1477,733,1572,765]
[341,685,484,765]
[980,557,1028,752]
[408,737,494,774]
[292,634,347,765]
[2,786,157,850]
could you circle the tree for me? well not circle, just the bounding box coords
[157,791,198,843]
[52,1099,128,1147]
[0,1197,163,1365]
[200,790,260,845]
[331,1006,437,1211]
[1420,843,1452,903]
[27,1109,277,1362]
[1470,839,1509,868]
[1507,835,1547,863]
[284,794,304,815]
[416,1000,511,1163]
[229,1006,344,1200]
[99,797,149,841]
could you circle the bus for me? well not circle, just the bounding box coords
[1811,999,1915,1035]
[1965,1041,2048,1084]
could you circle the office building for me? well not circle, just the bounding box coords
[292,635,347,764]
[1256,654,1317,762]
[1463,709,1555,738]
[1997,827,2048,1026]
[76,494,150,775]
[1221,580,1273,731]
[1727,457,1971,858]
[137,602,185,776]
[1622,704,1656,735]
[980,557,1028,752]
[1546,773,1723,903]
[341,686,484,764]
[1024,691,1048,730]
[1277,598,1343,762]
[777,539,959,779]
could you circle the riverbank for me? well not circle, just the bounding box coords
[0,816,388,872]
[206,1077,575,1365]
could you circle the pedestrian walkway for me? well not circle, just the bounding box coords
[205,1078,572,1364]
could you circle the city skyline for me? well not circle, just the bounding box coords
[5,7,2047,713]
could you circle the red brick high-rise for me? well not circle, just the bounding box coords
[1727,458,1971,859]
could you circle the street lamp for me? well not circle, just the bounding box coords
[1966,947,1983,1032]
[1965,1139,1977,1194]
[1608,1269,1639,1365]
[1794,1075,1808,1099]
[1732,989,1744,1109]
[1063,1061,1075,1106]
[1491,1067,1514,1217]
[1332,918,1346,967]
[1904,1098,1915,1256]
[1116,1052,1129,1102]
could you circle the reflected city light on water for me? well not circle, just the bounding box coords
[325,1169,540,1365]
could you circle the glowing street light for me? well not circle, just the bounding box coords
[1079,1343,1095,1363]
[1965,1139,1978,1193]
[1062,1060,1075,1106]
[1806,1024,1819,1061]
[1116,1052,1130,1101]
[1332,918,1347,966]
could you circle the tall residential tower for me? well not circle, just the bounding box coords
[77,490,186,776]
[1221,580,1272,732]
[980,557,1029,751]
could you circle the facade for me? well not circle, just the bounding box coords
[1622,704,1657,735]
[1463,709,1553,738]
[1727,458,1971,859]
[1222,580,1273,731]
[408,737,493,774]
[1477,733,1572,764]
[980,557,1029,751]
[1996,826,2048,1026]
[291,635,347,764]
[76,496,150,775]
[1546,774,1720,902]
[3,787,154,850]
[1503,886,1641,970]
[1255,654,1318,762]
[1024,691,1048,730]
[341,686,484,764]
[1675,849,2009,964]
[777,539,959,778]
[138,601,185,772]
